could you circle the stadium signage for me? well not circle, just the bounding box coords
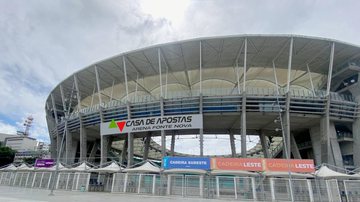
[263,159,315,173]
[210,158,315,173]
[163,157,211,170]
[35,159,55,168]
[211,158,264,171]
[100,114,203,135]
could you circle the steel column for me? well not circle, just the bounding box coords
[158,48,163,97]
[199,94,204,156]
[65,128,73,164]
[306,64,316,96]
[143,133,151,160]
[126,102,133,167]
[74,74,86,162]
[95,65,107,165]
[229,132,236,157]
[290,133,301,159]
[323,42,335,164]
[283,93,291,159]
[94,65,103,106]
[79,124,87,162]
[326,42,335,96]
[199,40,202,94]
[120,138,128,164]
[170,133,175,156]
[160,97,166,164]
[260,130,270,158]
[123,56,129,101]
[241,38,247,157]
[73,74,82,111]
[286,37,294,93]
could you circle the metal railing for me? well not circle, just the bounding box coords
[2,170,356,201]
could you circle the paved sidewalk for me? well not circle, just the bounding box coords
[0,186,227,202]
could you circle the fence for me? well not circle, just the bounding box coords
[1,170,359,201]
[56,172,90,191]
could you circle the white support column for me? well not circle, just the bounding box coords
[86,173,90,191]
[234,177,238,199]
[158,48,163,97]
[55,173,60,189]
[272,61,280,94]
[40,172,45,188]
[306,64,316,96]
[216,176,220,198]
[59,85,67,112]
[199,94,204,156]
[270,178,276,201]
[326,42,335,96]
[135,74,138,100]
[137,174,142,194]
[65,173,70,190]
[307,179,314,202]
[74,74,87,162]
[47,173,52,189]
[110,80,115,102]
[199,175,204,198]
[90,85,95,107]
[288,179,295,202]
[32,173,37,188]
[160,97,166,163]
[199,40,202,94]
[51,93,61,160]
[324,42,335,164]
[73,74,82,111]
[236,61,241,94]
[286,37,294,93]
[242,38,247,92]
[111,173,116,192]
[251,177,257,201]
[152,175,156,195]
[95,65,107,165]
[127,103,133,167]
[123,56,129,101]
[166,175,171,195]
[165,66,168,98]
[123,173,128,193]
[241,38,247,158]
[94,65,102,106]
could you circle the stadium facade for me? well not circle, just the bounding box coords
[45,35,360,169]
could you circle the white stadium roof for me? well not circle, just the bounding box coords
[47,35,360,111]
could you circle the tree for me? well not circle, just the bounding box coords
[0,146,16,167]
[22,157,37,165]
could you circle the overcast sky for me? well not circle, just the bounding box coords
[0,0,359,154]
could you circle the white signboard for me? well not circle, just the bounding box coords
[100,114,203,135]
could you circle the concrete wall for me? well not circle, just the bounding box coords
[350,73,360,167]
[309,126,321,165]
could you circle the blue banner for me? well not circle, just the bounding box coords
[163,157,211,170]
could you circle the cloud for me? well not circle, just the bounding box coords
[0,120,17,135]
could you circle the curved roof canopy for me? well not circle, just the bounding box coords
[47,35,360,115]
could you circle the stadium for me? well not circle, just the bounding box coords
[3,34,354,201]
[45,34,360,168]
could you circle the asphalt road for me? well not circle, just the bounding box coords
[0,186,230,202]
